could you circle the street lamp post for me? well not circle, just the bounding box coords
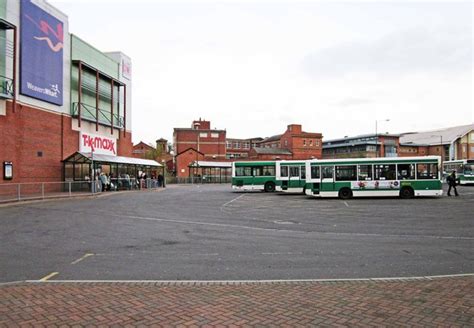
[375,119,390,157]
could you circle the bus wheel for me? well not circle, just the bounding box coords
[399,187,414,199]
[338,187,353,199]
[264,181,276,192]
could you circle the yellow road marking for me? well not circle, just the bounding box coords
[71,253,94,265]
[39,272,59,282]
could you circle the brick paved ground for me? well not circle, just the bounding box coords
[0,276,473,327]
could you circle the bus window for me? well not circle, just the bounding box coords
[397,164,415,180]
[416,163,438,179]
[375,164,396,180]
[300,166,306,179]
[236,167,252,176]
[280,165,288,177]
[321,166,333,179]
[335,165,357,181]
[290,166,300,177]
[253,167,263,176]
[263,166,275,176]
[311,166,320,179]
[465,164,474,175]
[358,165,373,181]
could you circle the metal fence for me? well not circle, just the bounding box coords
[165,176,232,184]
[0,178,165,204]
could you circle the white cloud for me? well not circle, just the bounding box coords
[49,0,473,144]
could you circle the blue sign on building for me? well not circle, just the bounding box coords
[20,0,63,105]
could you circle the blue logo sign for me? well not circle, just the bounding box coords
[20,0,64,105]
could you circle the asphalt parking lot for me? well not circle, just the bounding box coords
[0,184,473,283]
[1,184,473,326]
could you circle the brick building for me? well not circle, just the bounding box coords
[133,139,173,173]
[132,142,155,158]
[249,124,323,160]
[173,121,323,177]
[225,137,263,159]
[173,119,226,177]
[0,0,159,184]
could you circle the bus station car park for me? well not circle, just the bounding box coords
[0,182,473,283]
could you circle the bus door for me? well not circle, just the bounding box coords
[279,165,289,190]
[321,165,335,192]
[289,165,301,189]
[310,165,320,194]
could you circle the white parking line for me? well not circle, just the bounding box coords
[221,194,245,208]
[24,273,474,284]
[39,272,59,282]
[71,253,94,265]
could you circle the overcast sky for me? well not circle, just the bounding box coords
[49,0,473,145]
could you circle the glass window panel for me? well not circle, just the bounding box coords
[397,164,415,180]
[335,165,357,181]
[322,166,334,179]
[358,165,373,181]
[263,166,275,176]
[311,166,320,179]
[280,166,288,177]
[290,166,300,177]
[416,163,438,179]
[65,163,74,180]
[375,164,396,180]
[300,166,306,179]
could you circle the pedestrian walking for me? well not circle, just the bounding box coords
[447,170,459,197]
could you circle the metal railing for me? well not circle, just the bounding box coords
[71,102,124,128]
[0,178,165,204]
[166,176,232,184]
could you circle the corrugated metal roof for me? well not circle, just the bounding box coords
[400,124,474,146]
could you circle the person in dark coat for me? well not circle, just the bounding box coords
[447,170,459,196]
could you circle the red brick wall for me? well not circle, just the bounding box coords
[0,102,78,183]
[175,148,205,177]
[0,101,133,184]
[290,136,322,159]
[117,131,133,157]
[174,130,226,159]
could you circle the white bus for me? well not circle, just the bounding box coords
[443,159,474,185]
[305,156,443,199]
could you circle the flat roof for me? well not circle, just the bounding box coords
[189,161,232,168]
[64,152,162,167]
